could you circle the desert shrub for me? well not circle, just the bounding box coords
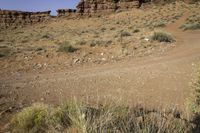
[121,31,131,37]
[188,70,200,114]
[58,41,77,53]
[101,27,106,32]
[11,104,49,133]
[187,69,200,131]
[21,39,29,43]
[133,29,140,33]
[113,0,119,3]
[89,40,112,47]
[110,27,116,30]
[0,39,4,42]
[49,107,71,130]
[180,13,200,30]
[0,45,12,58]
[41,33,52,39]
[153,21,166,28]
[151,31,175,42]
[35,47,44,51]
[75,40,87,45]
[11,104,72,133]
[90,40,103,47]
[180,23,200,30]
[11,101,191,133]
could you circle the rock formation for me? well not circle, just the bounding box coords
[77,0,140,15]
[0,9,51,29]
[56,9,77,17]
[57,0,142,17]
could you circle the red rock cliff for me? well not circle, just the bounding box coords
[0,10,51,29]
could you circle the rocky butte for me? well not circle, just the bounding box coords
[0,9,51,29]
[57,0,145,17]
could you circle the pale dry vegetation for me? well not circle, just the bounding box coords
[180,12,200,30]
[151,31,175,42]
[10,101,191,133]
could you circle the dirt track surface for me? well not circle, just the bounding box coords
[1,14,200,129]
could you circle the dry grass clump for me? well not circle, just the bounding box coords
[187,69,200,131]
[180,14,200,30]
[152,21,166,28]
[180,23,200,30]
[58,41,77,53]
[11,101,194,133]
[0,45,12,58]
[120,31,132,37]
[11,103,71,133]
[151,31,175,43]
[188,70,200,114]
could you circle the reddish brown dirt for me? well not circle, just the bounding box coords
[1,14,200,131]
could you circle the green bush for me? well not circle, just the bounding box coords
[151,31,175,43]
[58,41,77,53]
[11,104,49,133]
[11,104,71,133]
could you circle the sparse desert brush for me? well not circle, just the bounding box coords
[0,39,4,42]
[151,31,175,43]
[90,40,103,47]
[89,40,112,47]
[11,103,50,133]
[180,23,200,30]
[11,101,193,133]
[187,69,200,131]
[11,103,71,133]
[133,29,140,33]
[58,41,77,53]
[153,21,166,28]
[188,70,200,114]
[180,14,200,30]
[120,31,131,37]
[75,40,87,45]
[0,45,12,58]
[40,33,53,40]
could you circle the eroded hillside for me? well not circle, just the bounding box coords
[1,1,200,132]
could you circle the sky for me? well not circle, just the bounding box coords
[0,0,80,15]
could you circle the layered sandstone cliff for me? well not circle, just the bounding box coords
[57,9,76,17]
[57,0,142,17]
[0,10,51,29]
[76,0,140,15]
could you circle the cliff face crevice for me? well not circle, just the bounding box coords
[0,10,51,29]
